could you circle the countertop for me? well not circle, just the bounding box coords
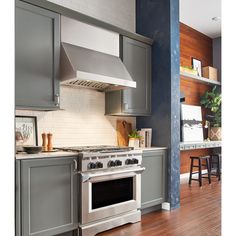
[15,147,168,160]
[15,151,78,160]
[136,147,168,151]
[180,141,221,150]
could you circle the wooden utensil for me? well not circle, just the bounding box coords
[116,120,132,146]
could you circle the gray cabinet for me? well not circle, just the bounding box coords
[16,157,78,236]
[15,1,60,110]
[105,36,151,116]
[141,149,167,210]
[57,230,76,236]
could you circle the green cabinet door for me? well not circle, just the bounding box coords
[141,150,167,209]
[21,157,78,236]
[15,1,60,110]
[105,36,151,116]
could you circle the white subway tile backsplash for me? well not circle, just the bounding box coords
[16,86,135,147]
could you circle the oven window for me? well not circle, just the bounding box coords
[92,177,133,209]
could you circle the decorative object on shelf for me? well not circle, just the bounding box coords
[181,104,204,142]
[200,86,221,141]
[15,116,38,146]
[138,128,152,148]
[209,127,221,141]
[42,133,47,151]
[47,133,53,151]
[202,66,218,81]
[116,120,132,146]
[203,120,210,141]
[192,58,202,77]
[180,66,198,76]
[128,130,141,148]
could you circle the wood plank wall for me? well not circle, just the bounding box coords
[180,23,213,174]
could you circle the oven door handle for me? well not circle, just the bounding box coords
[80,167,145,183]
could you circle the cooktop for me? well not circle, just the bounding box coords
[57,145,133,153]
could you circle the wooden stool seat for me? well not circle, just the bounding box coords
[189,156,211,187]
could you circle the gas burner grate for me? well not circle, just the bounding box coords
[57,145,133,153]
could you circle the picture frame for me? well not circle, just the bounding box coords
[181,104,204,142]
[15,116,38,146]
[192,58,202,77]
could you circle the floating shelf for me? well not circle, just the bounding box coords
[180,71,221,86]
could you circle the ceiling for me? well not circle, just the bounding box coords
[180,0,221,38]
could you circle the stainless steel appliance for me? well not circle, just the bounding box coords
[60,43,136,91]
[58,146,144,236]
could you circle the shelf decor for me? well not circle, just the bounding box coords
[15,116,38,146]
[200,86,221,141]
[180,66,198,76]
[192,58,202,77]
[181,104,204,142]
[202,66,218,81]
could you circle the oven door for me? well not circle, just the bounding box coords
[80,167,145,224]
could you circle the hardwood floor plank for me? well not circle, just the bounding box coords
[98,179,221,236]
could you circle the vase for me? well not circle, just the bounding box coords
[210,127,221,141]
[128,138,140,149]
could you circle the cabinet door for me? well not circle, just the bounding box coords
[122,36,151,115]
[57,230,77,236]
[16,160,21,236]
[15,1,60,110]
[141,150,166,209]
[21,157,78,236]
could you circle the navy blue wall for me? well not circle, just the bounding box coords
[136,0,180,209]
[213,37,221,81]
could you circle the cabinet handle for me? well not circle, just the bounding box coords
[54,94,60,106]
[73,159,78,172]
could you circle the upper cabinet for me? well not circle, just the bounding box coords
[105,36,152,116]
[15,1,60,110]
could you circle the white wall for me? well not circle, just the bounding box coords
[47,0,136,32]
[16,87,135,147]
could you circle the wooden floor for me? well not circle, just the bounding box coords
[98,178,221,236]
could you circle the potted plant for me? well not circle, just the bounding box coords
[200,86,221,140]
[128,130,141,148]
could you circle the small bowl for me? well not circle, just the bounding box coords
[23,146,42,154]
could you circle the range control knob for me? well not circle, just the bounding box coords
[115,160,122,166]
[96,162,103,169]
[87,162,96,169]
[125,159,132,165]
[108,160,116,167]
[132,158,139,164]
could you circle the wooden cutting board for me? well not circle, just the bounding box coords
[116,120,132,147]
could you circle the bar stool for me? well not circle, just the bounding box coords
[189,156,211,187]
[209,154,221,181]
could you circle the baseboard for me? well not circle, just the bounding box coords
[161,202,170,211]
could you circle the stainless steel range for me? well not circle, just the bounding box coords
[59,146,144,236]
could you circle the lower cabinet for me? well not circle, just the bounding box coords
[141,149,167,210]
[16,157,79,236]
[56,230,77,236]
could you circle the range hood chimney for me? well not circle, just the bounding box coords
[60,42,136,91]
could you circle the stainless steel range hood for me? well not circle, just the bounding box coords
[60,42,136,91]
